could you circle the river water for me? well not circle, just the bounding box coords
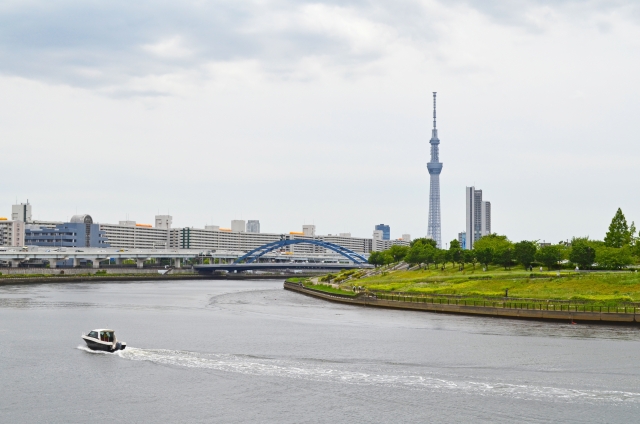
[1,279,639,423]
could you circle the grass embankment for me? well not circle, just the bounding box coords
[286,277,357,296]
[310,266,640,306]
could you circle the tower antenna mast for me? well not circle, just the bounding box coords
[426,91,443,248]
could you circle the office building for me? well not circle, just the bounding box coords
[246,220,260,233]
[427,92,443,248]
[375,224,390,241]
[465,187,492,249]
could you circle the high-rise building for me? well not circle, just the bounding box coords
[465,187,491,249]
[246,220,260,233]
[375,224,390,240]
[12,202,32,223]
[427,92,443,248]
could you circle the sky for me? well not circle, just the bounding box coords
[1,0,639,244]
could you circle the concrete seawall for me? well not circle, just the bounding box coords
[284,282,640,324]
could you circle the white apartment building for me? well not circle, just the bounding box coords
[465,186,492,250]
[173,227,282,251]
[0,219,25,246]
[99,218,171,249]
[372,230,410,251]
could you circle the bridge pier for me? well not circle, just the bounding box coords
[9,259,21,268]
[136,259,145,269]
[92,259,103,269]
[49,259,57,269]
[174,258,181,268]
[113,258,122,266]
[72,258,79,267]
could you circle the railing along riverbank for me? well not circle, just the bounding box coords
[284,282,640,324]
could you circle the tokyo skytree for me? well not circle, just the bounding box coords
[427,92,443,248]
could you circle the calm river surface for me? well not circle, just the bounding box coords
[1,279,639,423]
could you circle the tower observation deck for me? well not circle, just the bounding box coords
[427,92,443,248]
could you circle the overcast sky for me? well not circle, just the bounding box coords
[1,0,639,244]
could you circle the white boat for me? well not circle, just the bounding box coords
[81,329,126,352]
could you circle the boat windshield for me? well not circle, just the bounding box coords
[99,331,114,342]
[87,331,98,338]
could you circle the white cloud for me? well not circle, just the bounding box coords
[0,0,639,242]
[142,36,194,59]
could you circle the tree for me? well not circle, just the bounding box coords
[404,244,424,268]
[388,245,409,263]
[474,234,512,252]
[434,249,446,269]
[604,208,631,248]
[421,244,436,269]
[448,239,462,267]
[368,251,385,267]
[569,238,596,269]
[444,249,452,268]
[535,245,562,270]
[596,246,632,269]
[411,238,438,249]
[463,249,476,269]
[498,247,514,270]
[475,247,493,268]
[514,241,537,269]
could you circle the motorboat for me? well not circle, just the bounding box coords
[81,329,126,352]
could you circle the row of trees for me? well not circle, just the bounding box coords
[368,208,640,270]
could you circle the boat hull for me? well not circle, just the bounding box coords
[82,337,126,352]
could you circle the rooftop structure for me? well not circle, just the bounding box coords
[12,202,32,223]
[231,220,245,233]
[246,220,260,233]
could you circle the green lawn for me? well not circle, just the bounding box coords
[337,266,640,305]
[302,282,357,296]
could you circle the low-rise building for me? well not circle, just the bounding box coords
[25,215,109,248]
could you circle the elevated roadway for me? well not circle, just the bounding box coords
[0,247,200,269]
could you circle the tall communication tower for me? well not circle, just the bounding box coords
[427,92,443,248]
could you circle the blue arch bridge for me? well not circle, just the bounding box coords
[193,239,373,273]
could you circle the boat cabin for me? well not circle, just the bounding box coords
[86,329,115,342]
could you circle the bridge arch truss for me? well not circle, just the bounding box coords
[234,239,369,265]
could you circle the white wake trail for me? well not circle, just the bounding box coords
[109,347,640,404]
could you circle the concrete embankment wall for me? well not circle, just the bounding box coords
[0,267,195,275]
[284,282,640,324]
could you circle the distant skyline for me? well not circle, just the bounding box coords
[1,1,639,243]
